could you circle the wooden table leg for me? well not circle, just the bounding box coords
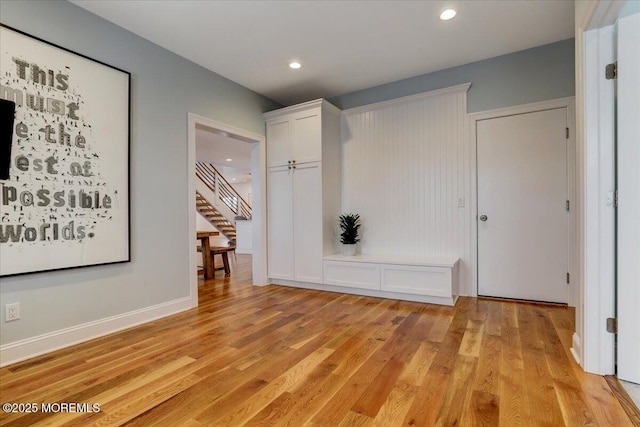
[221,252,230,277]
[202,238,214,279]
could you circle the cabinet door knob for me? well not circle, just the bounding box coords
[292,159,296,164]
[288,160,292,164]
[479,215,488,222]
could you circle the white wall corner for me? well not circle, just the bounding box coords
[0,297,192,368]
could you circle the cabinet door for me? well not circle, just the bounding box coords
[266,118,291,167]
[292,162,323,283]
[292,111,322,164]
[267,166,294,280]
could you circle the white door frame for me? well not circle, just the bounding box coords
[468,97,576,301]
[187,113,268,307]
[577,0,627,375]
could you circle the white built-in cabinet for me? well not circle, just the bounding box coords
[265,99,341,284]
[264,98,459,306]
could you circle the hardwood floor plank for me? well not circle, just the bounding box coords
[208,347,333,426]
[468,390,500,427]
[83,374,201,427]
[499,325,532,427]
[372,381,416,427]
[0,255,633,427]
[433,355,478,426]
[338,410,373,426]
[472,334,502,396]
[244,360,338,426]
[122,367,255,427]
[402,370,450,427]
[518,305,565,426]
[351,358,405,417]
[459,319,485,357]
[270,372,347,426]
[397,341,438,386]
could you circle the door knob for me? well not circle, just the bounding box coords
[479,215,488,222]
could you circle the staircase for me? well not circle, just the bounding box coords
[195,191,237,241]
[195,162,252,241]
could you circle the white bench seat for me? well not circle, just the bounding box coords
[323,254,459,306]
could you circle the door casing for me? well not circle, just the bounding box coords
[468,97,577,302]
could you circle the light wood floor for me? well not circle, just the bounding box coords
[0,255,634,426]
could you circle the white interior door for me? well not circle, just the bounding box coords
[616,11,640,384]
[477,108,568,303]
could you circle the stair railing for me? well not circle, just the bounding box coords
[195,162,252,219]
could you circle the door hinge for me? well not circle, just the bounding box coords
[606,62,617,80]
[566,200,570,212]
[614,190,619,207]
[606,317,618,334]
[566,272,570,284]
[566,127,569,139]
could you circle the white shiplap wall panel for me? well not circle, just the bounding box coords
[341,85,472,294]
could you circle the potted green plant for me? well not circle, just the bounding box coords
[339,213,361,256]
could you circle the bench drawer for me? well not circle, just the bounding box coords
[324,261,380,290]
[380,264,452,298]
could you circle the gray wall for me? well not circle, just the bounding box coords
[620,0,640,18]
[330,38,575,113]
[0,0,279,345]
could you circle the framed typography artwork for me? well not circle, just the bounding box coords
[0,24,130,277]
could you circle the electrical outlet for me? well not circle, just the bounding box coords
[5,303,20,321]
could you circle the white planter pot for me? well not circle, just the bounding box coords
[342,244,357,256]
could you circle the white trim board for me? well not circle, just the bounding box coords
[586,0,627,30]
[271,280,458,307]
[342,83,471,115]
[467,97,577,300]
[187,113,268,307]
[0,297,192,367]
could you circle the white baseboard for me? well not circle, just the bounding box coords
[0,297,192,367]
[270,279,458,307]
[570,332,582,366]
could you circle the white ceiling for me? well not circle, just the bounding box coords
[70,0,574,106]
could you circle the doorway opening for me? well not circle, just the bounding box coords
[187,114,267,307]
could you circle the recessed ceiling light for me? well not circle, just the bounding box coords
[226,158,232,162]
[289,61,302,69]
[440,9,456,20]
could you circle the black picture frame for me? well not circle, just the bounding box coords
[0,24,131,277]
